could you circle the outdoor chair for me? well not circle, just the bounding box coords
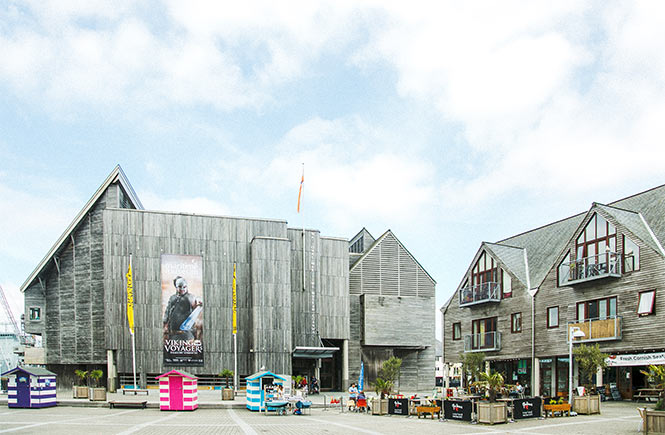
[355,398,368,412]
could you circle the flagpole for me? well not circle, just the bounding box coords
[232,263,238,396]
[129,254,137,390]
[301,163,306,292]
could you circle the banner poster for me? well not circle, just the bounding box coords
[443,400,473,421]
[513,397,541,419]
[161,254,204,366]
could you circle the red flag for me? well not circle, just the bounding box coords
[297,170,304,213]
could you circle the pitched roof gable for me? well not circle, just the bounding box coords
[595,203,665,257]
[350,229,436,285]
[484,242,528,287]
[20,165,143,292]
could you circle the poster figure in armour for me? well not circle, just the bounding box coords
[161,254,204,366]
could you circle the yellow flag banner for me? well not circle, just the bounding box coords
[126,262,135,335]
[232,263,237,334]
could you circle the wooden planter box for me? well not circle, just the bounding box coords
[573,395,601,415]
[640,408,665,434]
[222,388,234,400]
[371,398,388,415]
[477,401,507,424]
[89,387,107,401]
[73,386,89,399]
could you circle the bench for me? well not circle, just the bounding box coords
[543,403,571,417]
[633,389,661,402]
[416,405,441,419]
[121,388,150,396]
[109,400,148,409]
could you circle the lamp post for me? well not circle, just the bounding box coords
[568,326,586,405]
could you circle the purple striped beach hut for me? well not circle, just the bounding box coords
[2,366,57,408]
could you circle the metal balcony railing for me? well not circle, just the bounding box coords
[464,331,502,352]
[459,282,501,307]
[568,316,622,343]
[561,252,621,285]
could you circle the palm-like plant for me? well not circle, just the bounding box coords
[640,365,665,410]
[89,370,103,388]
[476,370,505,402]
[372,378,393,399]
[219,369,234,388]
[74,369,89,387]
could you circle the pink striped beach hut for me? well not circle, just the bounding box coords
[156,370,198,411]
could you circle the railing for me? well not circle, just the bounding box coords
[568,316,622,343]
[464,331,502,352]
[561,252,621,285]
[459,282,501,307]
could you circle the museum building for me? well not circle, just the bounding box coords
[20,166,436,392]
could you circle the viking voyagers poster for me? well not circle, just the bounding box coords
[161,254,204,366]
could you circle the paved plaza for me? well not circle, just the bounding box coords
[0,394,648,434]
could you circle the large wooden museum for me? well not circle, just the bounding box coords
[20,166,436,392]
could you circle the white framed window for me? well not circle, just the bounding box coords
[637,290,656,316]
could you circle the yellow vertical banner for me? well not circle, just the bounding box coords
[232,263,237,334]
[126,262,135,335]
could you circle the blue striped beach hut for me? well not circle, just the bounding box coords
[245,371,285,411]
[2,366,57,408]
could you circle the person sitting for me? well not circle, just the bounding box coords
[347,383,358,410]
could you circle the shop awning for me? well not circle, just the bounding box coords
[292,346,339,359]
[606,351,665,367]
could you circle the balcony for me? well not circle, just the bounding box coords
[568,316,622,343]
[464,331,502,352]
[459,282,501,307]
[561,252,621,286]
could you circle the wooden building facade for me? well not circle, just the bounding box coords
[442,184,665,399]
[21,166,436,393]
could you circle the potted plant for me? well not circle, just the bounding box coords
[370,357,402,415]
[460,352,485,390]
[73,369,89,399]
[219,369,234,400]
[88,369,106,401]
[638,365,665,433]
[573,343,607,414]
[474,370,508,424]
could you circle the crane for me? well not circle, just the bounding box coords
[0,283,32,345]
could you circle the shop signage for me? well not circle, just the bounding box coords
[388,398,409,415]
[606,352,665,367]
[513,397,541,419]
[443,400,473,421]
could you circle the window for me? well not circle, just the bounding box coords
[575,213,616,265]
[350,236,364,253]
[576,297,617,320]
[547,306,559,328]
[502,269,512,298]
[637,290,656,316]
[452,322,461,341]
[557,257,569,286]
[472,251,497,288]
[471,317,498,349]
[29,307,41,321]
[511,313,522,333]
[624,235,640,272]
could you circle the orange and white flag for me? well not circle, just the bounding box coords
[297,166,304,213]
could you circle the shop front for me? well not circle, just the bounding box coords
[604,351,665,400]
[492,359,532,395]
[539,357,569,399]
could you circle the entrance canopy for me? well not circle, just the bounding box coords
[293,346,339,359]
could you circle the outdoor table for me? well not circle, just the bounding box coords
[264,399,289,415]
[633,388,661,402]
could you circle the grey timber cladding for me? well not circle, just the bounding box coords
[288,229,321,348]
[350,232,435,298]
[24,186,110,365]
[103,208,288,375]
[362,294,434,347]
[250,237,292,374]
[534,209,665,358]
[317,237,350,340]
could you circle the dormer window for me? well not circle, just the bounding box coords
[623,235,640,272]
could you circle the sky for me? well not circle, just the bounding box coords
[2,1,665,341]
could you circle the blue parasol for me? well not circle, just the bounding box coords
[358,361,364,392]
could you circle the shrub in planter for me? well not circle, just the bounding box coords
[219,369,234,400]
[73,370,89,399]
[88,369,106,401]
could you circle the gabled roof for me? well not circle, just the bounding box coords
[349,227,374,247]
[484,242,528,288]
[20,165,143,292]
[595,203,665,257]
[2,366,56,377]
[245,371,286,381]
[349,229,436,285]
[155,369,198,380]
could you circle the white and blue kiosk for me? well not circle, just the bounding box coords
[245,371,286,412]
